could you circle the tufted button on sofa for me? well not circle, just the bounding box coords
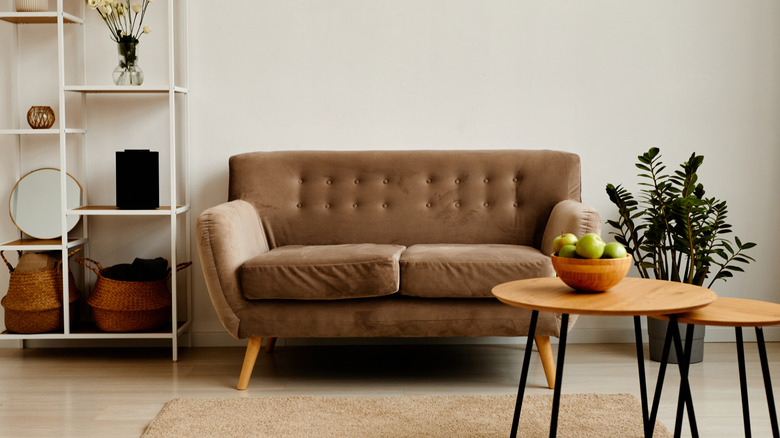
[196,150,601,390]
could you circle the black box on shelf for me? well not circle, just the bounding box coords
[116,149,159,209]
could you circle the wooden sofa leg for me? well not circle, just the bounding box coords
[237,337,263,390]
[265,337,277,353]
[535,335,556,389]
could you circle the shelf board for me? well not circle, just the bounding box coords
[64,85,188,94]
[1,321,187,340]
[69,205,189,216]
[0,12,83,24]
[0,237,87,251]
[0,128,86,135]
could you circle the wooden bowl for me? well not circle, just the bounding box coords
[551,254,632,292]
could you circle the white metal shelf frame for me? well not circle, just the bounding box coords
[0,0,191,361]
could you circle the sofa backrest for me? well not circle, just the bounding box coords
[228,150,581,248]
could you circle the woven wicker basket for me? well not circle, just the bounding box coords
[1,249,81,334]
[78,257,190,332]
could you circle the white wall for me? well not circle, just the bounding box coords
[2,1,780,345]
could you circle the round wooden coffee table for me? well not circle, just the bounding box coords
[492,276,717,438]
[656,297,780,438]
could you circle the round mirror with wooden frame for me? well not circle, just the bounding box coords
[8,168,83,239]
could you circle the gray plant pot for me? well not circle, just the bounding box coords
[647,316,705,364]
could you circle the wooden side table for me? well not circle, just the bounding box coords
[656,297,780,438]
[492,277,717,438]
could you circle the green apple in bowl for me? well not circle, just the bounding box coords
[552,233,578,255]
[603,242,628,258]
[575,233,605,259]
[558,244,578,258]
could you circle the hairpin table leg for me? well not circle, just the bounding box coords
[756,327,779,438]
[510,310,539,438]
[549,313,570,438]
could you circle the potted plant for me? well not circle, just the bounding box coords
[606,147,756,363]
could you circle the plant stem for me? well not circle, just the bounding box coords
[645,160,678,281]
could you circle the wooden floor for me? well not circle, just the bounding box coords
[0,342,777,437]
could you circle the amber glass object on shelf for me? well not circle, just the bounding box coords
[26,106,55,129]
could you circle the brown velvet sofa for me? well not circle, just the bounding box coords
[196,150,600,390]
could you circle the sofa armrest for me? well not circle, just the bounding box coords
[541,200,602,256]
[196,199,270,338]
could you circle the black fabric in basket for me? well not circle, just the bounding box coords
[101,257,168,282]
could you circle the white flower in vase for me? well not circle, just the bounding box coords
[85,0,153,86]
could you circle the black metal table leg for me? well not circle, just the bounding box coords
[755,327,780,438]
[649,316,675,437]
[549,313,570,438]
[510,309,539,438]
[634,316,650,438]
[735,327,752,437]
[684,323,696,435]
[672,323,688,437]
[671,319,698,438]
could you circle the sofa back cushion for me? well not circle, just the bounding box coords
[229,150,581,248]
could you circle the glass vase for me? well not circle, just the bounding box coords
[113,41,144,86]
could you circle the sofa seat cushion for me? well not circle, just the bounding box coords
[241,244,406,300]
[399,244,554,298]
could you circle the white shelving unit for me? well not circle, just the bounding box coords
[0,0,190,360]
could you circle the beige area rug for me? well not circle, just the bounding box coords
[142,393,671,438]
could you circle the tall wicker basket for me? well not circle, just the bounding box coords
[1,249,81,334]
[77,257,190,332]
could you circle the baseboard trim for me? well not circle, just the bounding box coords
[191,326,780,347]
[2,326,778,349]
